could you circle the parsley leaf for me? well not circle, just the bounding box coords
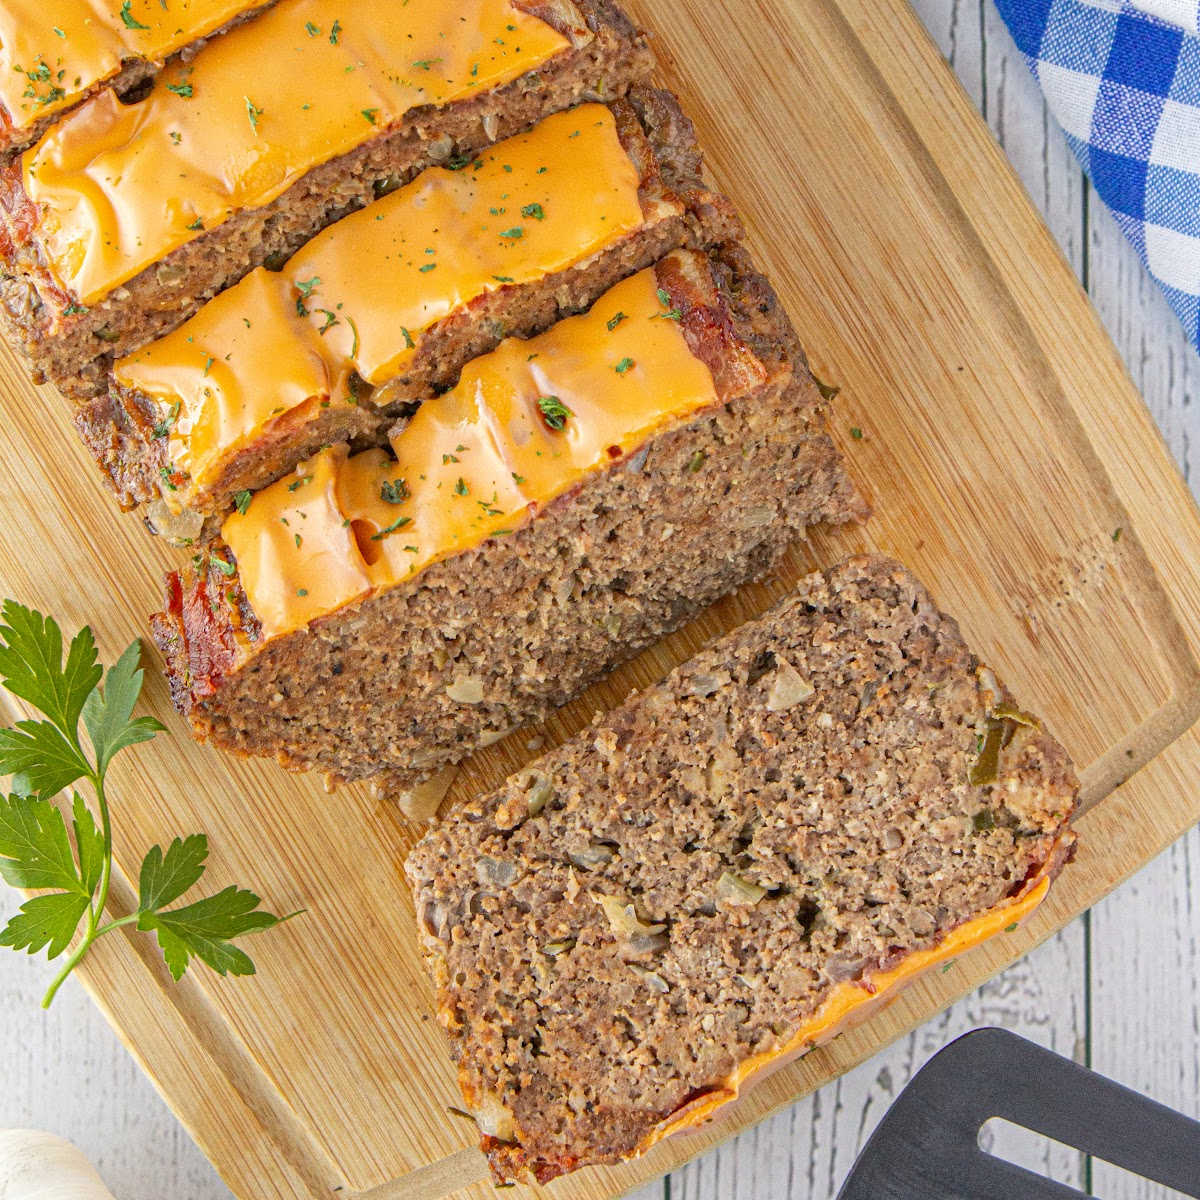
[0,602,100,737]
[0,719,91,800]
[138,834,209,913]
[81,641,164,776]
[140,885,283,980]
[0,792,88,893]
[0,892,90,959]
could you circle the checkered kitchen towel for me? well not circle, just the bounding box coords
[995,0,1200,346]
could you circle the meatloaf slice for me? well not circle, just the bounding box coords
[0,0,652,396]
[149,244,866,797]
[78,89,739,533]
[404,554,1079,1185]
[0,0,276,161]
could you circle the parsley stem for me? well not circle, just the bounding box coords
[92,913,139,937]
[40,769,113,1009]
[41,932,90,1009]
[91,769,114,943]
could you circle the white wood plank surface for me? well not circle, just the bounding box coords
[1,4,1198,1199]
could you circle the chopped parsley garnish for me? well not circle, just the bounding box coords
[493,274,514,284]
[166,81,194,98]
[498,226,523,239]
[370,515,412,540]
[329,18,342,44]
[418,263,436,273]
[294,276,320,317]
[380,478,409,504]
[361,108,378,125]
[686,449,706,473]
[209,554,236,576]
[305,20,321,36]
[287,475,312,492]
[606,311,627,331]
[119,1,150,30]
[151,401,181,439]
[316,309,338,333]
[442,453,459,464]
[412,57,442,70]
[158,467,177,492]
[512,472,526,485]
[614,357,635,374]
[244,97,263,133]
[537,395,572,430]
[454,478,469,496]
[297,588,309,597]
[521,202,545,220]
[62,302,88,316]
[399,326,415,350]
[850,426,863,439]
[445,154,473,170]
[653,287,681,321]
[186,217,204,231]
[233,490,252,515]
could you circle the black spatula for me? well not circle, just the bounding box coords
[836,1027,1200,1198]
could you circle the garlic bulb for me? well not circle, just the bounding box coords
[0,1130,116,1200]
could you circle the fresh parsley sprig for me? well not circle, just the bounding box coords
[0,601,295,1007]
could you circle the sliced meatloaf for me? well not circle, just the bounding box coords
[150,245,866,798]
[78,89,739,533]
[0,0,652,395]
[0,0,276,160]
[405,554,1080,1185]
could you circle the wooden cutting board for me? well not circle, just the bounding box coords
[2,0,1200,1196]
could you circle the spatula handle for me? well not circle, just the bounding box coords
[837,1026,1200,1199]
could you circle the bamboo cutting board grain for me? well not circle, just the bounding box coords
[2,0,1200,1197]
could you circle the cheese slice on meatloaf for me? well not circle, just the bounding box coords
[0,0,652,396]
[149,242,866,800]
[405,553,1079,1186]
[79,88,740,534]
[0,0,276,160]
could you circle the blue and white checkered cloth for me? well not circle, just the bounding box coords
[995,0,1200,347]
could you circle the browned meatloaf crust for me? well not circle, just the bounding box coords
[76,87,741,524]
[0,3,276,162]
[0,0,652,397]
[149,243,866,796]
[404,554,1080,1185]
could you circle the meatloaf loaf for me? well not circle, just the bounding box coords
[150,245,866,799]
[0,0,652,396]
[0,0,275,160]
[405,554,1079,1185]
[79,89,739,532]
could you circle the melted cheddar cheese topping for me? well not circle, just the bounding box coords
[0,0,261,132]
[221,267,723,640]
[23,0,572,303]
[114,105,648,497]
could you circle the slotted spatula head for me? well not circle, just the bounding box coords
[836,1027,1200,1199]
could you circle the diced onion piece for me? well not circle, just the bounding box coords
[446,675,485,704]
[766,656,815,711]
[716,870,767,906]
